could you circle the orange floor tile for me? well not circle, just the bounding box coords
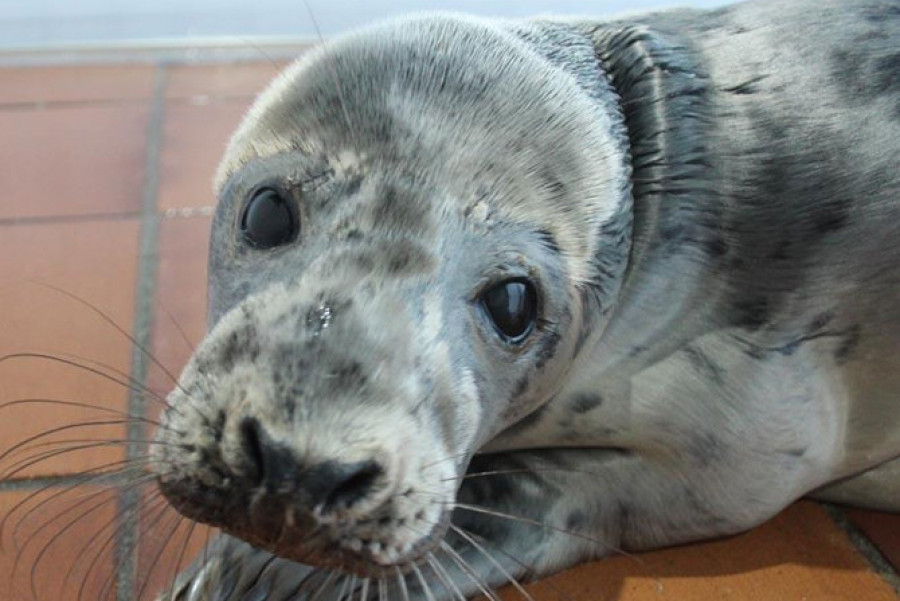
[0,219,140,478]
[495,503,899,601]
[1,487,120,601]
[158,99,252,211]
[146,216,211,402]
[0,58,898,601]
[0,105,148,221]
[0,65,155,105]
[165,62,290,100]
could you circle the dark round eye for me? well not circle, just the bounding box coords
[240,188,299,249]
[480,279,538,344]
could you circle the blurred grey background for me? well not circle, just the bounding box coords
[1,0,734,50]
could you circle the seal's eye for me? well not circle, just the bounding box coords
[480,279,538,344]
[240,188,299,249]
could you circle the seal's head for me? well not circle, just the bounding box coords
[153,14,631,575]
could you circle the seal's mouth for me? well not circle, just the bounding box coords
[152,376,468,578]
[243,506,454,578]
[157,474,455,577]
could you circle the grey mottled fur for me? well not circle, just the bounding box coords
[152,0,900,599]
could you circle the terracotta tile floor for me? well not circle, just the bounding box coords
[0,59,898,601]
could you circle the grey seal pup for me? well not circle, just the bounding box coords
[152,0,900,598]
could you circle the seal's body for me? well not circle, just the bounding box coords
[153,0,900,598]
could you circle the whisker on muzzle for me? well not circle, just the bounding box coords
[411,561,437,601]
[439,541,501,601]
[134,497,188,601]
[0,281,221,601]
[450,502,637,562]
[4,461,152,549]
[426,551,467,601]
[449,524,535,601]
[0,397,167,429]
[394,564,411,601]
[23,280,193,399]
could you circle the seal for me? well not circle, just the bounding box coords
[151,0,900,598]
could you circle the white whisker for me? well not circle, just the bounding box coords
[394,565,411,601]
[426,551,467,601]
[412,562,437,601]
[450,524,535,601]
[439,541,501,601]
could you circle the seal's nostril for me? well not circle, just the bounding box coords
[320,460,383,511]
[239,417,265,485]
[234,417,382,510]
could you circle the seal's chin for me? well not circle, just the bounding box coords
[157,475,455,577]
[258,506,454,577]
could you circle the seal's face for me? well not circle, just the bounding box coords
[153,15,631,576]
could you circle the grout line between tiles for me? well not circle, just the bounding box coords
[0,211,143,228]
[0,98,152,112]
[0,472,134,491]
[115,63,167,601]
[0,208,215,229]
[0,93,257,113]
[824,503,900,595]
[0,42,312,68]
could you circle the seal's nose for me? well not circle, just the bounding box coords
[238,417,383,511]
[305,459,384,511]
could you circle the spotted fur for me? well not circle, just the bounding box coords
[154,1,900,599]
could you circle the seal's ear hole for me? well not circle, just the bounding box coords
[240,187,300,249]
[480,279,538,344]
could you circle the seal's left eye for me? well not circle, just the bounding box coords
[240,188,299,249]
[480,279,538,344]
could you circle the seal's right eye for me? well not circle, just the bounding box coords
[480,279,538,345]
[240,188,299,249]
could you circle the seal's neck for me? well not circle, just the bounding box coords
[584,24,727,373]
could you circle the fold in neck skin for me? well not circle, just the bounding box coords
[577,22,729,377]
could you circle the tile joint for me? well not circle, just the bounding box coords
[0,94,256,113]
[824,503,900,595]
[0,472,133,491]
[115,62,168,601]
[0,211,143,228]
